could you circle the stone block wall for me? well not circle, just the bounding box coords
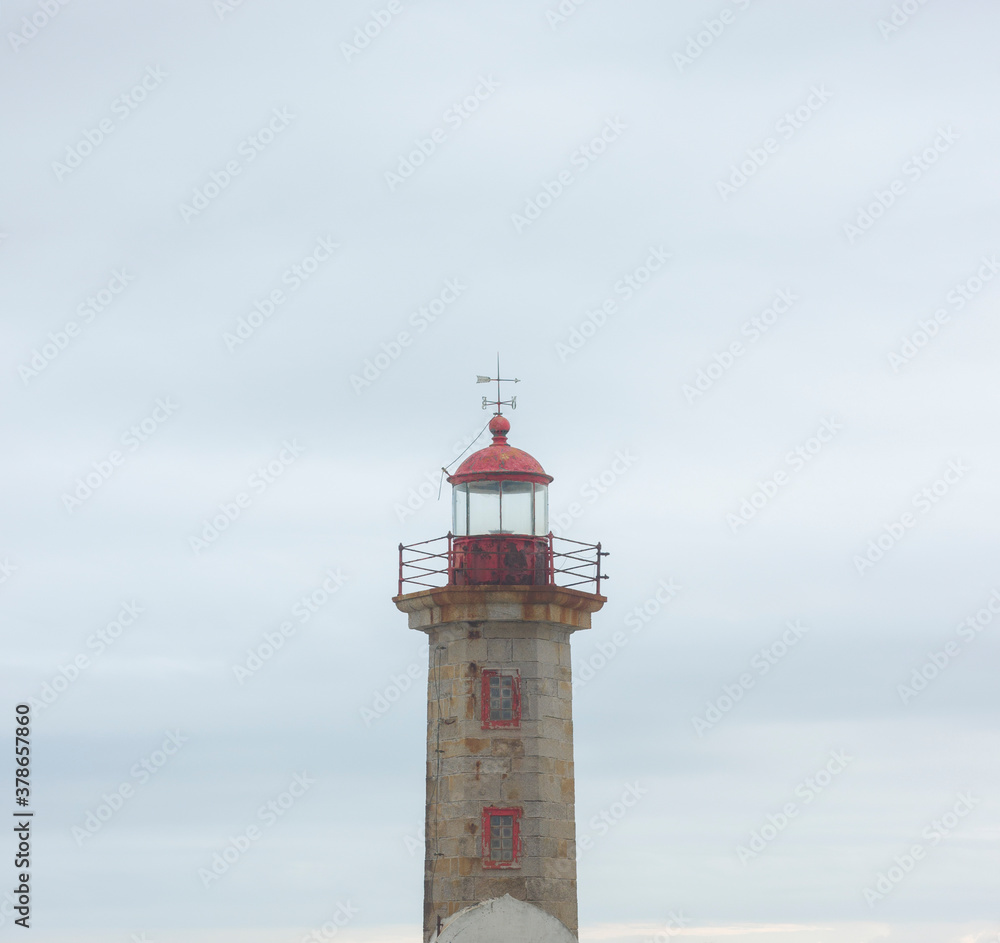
[394,584,604,943]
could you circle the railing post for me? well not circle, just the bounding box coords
[595,541,602,595]
[547,533,555,586]
[398,542,404,596]
[447,532,453,585]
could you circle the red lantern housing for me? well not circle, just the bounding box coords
[447,415,552,586]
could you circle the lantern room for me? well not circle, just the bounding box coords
[447,414,553,586]
[449,415,551,537]
[395,374,607,597]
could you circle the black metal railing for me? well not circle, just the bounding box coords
[397,533,608,596]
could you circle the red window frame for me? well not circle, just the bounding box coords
[481,806,522,869]
[481,669,521,729]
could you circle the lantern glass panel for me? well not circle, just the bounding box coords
[452,484,469,536]
[468,480,501,534]
[500,481,533,534]
[533,484,548,535]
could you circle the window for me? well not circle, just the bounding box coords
[468,481,501,534]
[499,480,533,534]
[482,807,521,868]
[532,483,548,536]
[451,481,549,536]
[481,670,520,728]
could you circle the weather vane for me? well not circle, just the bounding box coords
[476,354,519,415]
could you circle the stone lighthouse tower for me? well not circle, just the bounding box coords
[393,376,607,942]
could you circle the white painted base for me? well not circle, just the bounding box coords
[430,895,576,942]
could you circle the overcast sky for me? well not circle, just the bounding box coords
[2,1,999,941]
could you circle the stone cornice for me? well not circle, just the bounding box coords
[392,584,606,631]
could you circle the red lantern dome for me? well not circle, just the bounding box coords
[448,415,553,486]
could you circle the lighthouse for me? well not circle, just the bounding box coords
[393,372,607,941]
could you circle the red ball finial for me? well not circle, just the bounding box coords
[489,414,510,444]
